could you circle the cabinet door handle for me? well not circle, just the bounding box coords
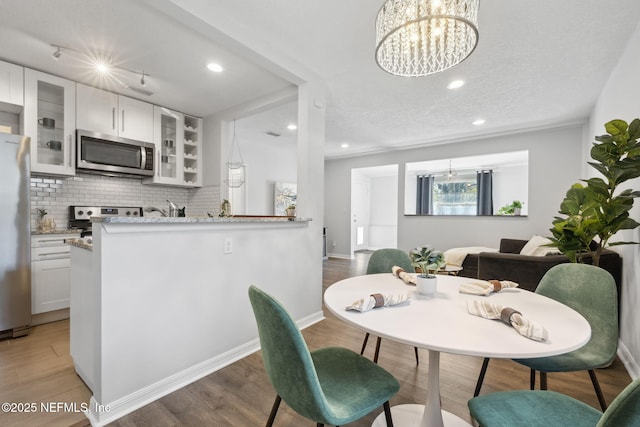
[112,107,116,130]
[68,134,73,167]
[122,110,125,133]
[36,252,70,259]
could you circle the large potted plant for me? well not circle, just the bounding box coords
[549,118,640,266]
[409,245,446,295]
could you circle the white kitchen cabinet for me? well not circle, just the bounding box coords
[118,95,154,141]
[24,69,76,176]
[76,83,153,142]
[144,106,184,186]
[31,234,76,314]
[0,60,24,106]
[144,109,202,187]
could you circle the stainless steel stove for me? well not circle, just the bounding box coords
[69,205,143,236]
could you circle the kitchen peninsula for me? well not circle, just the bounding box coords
[69,216,322,426]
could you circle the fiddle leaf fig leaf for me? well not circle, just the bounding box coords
[604,119,628,136]
[628,118,640,140]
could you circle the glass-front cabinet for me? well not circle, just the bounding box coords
[151,106,184,185]
[24,69,76,176]
[144,108,201,187]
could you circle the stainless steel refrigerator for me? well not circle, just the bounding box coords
[0,133,31,338]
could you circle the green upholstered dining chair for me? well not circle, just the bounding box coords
[468,378,640,427]
[361,248,420,365]
[248,285,399,427]
[473,263,618,410]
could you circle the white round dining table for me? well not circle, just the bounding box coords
[323,273,591,427]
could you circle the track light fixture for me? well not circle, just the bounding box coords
[49,43,152,93]
[52,46,62,60]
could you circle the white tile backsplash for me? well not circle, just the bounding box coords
[30,172,220,230]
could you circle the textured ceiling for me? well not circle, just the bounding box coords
[1,0,639,158]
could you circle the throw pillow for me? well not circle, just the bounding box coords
[520,235,557,256]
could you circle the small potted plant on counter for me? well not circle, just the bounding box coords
[285,204,296,218]
[409,245,446,295]
[498,200,523,215]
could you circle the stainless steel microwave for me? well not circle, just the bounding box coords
[76,129,155,177]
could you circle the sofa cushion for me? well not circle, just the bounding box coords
[520,235,561,256]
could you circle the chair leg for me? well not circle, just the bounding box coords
[473,357,490,397]
[373,336,382,363]
[414,347,419,365]
[540,371,548,390]
[360,332,370,355]
[383,401,394,427]
[266,395,281,427]
[588,369,608,411]
[530,369,536,390]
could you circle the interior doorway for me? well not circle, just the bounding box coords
[350,165,399,257]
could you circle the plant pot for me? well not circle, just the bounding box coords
[416,274,437,295]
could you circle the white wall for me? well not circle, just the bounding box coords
[493,164,529,215]
[242,139,297,215]
[325,124,583,257]
[587,21,640,378]
[369,175,398,249]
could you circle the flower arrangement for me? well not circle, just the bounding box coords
[409,245,446,277]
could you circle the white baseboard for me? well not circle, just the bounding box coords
[618,340,640,379]
[31,308,69,326]
[85,310,325,426]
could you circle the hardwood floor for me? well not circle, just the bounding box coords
[0,254,632,426]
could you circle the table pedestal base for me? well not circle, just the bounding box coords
[372,404,470,427]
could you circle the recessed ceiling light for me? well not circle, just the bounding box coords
[287,123,297,131]
[447,80,465,89]
[207,63,223,73]
[341,143,349,149]
[472,119,486,126]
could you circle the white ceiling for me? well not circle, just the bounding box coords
[1,0,639,158]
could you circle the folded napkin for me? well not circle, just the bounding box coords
[467,299,548,342]
[346,293,410,312]
[459,279,519,296]
[392,265,417,285]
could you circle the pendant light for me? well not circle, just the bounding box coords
[225,119,245,188]
[375,0,480,77]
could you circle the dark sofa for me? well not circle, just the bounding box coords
[476,239,623,297]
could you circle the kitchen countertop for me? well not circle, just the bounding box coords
[66,237,93,251]
[93,215,311,224]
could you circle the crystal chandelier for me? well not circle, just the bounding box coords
[375,0,479,77]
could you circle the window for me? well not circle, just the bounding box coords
[432,174,477,215]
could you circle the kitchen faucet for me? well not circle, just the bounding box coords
[167,199,178,217]
[144,206,167,217]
